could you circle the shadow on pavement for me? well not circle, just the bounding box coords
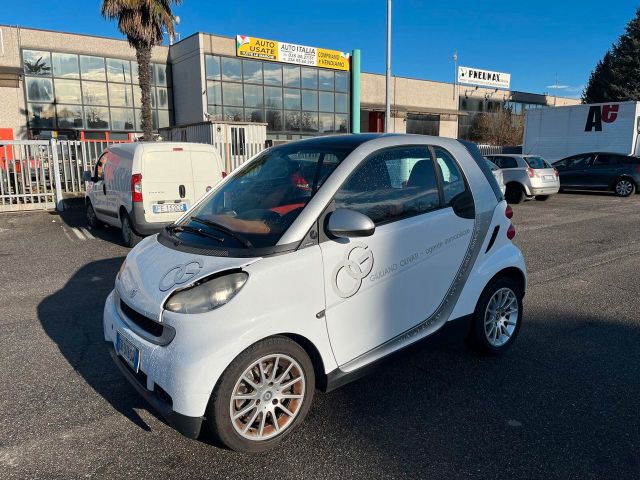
[37,257,162,432]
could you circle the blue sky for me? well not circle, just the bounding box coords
[3,0,638,97]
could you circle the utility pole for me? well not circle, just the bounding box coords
[385,0,392,132]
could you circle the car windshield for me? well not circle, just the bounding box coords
[170,144,354,249]
[525,156,550,169]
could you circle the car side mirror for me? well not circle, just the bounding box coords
[326,208,375,238]
[83,171,93,182]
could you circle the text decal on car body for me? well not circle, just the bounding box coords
[159,259,204,291]
[331,242,374,298]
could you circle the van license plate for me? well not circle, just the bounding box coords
[152,203,188,214]
[116,331,140,372]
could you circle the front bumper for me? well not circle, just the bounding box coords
[103,290,213,438]
[108,346,204,438]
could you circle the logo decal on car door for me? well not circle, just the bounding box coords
[331,242,374,298]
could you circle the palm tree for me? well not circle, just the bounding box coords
[101,0,181,141]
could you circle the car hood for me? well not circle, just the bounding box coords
[116,236,260,320]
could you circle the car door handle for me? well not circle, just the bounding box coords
[179,185,185,198]
[103,183,107,195]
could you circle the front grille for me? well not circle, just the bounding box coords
[120,299,164,337]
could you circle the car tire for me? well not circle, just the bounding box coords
[467,276,523,356]
[505,184,525,204]
[121,213,142,247]
[207,336,315,453]
[86,202,100,229]
[613,178,636,197]
[535,195,550,201]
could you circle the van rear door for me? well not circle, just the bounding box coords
[190,147,224,201]
[141,148,195,223]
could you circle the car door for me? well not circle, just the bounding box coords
[91,152,109,220]
[557,154,593,187]
[589,153,621,188]
[319,145,474,366]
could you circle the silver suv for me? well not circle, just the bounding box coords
[486,155,560,204]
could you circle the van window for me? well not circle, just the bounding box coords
[334,147,439,225]
[433,147,467,204]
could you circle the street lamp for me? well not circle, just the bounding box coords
[452,51,458,101]
[385,0,392,132]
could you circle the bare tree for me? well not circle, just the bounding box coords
[469,109,524,146]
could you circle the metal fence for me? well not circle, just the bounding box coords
[0,139,123,212]
[476,144,523,156]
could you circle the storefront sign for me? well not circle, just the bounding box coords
[236,35,350,71]
[458,66,510,89]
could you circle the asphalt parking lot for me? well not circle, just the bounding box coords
[1,192,639,480]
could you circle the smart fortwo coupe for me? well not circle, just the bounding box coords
[104,134,527,452]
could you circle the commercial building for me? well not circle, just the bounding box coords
[0,25,579,143]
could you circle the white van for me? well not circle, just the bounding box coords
[104,134,527,452]
[83,142,225,246]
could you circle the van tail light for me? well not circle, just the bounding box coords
[526,167,536,178]
[505,205,513,219]
[507,224,516,240]
[554,167,559,178]
[131,173,143,202]
[221,171,227,178]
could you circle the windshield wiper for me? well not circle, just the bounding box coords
[190,216,254,248]
[166,224,225,243]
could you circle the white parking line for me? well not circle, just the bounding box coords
[71,227,86,240]
[60,226,73,241]
[79,227,95,240]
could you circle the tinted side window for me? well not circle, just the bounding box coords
[433,147,467,204]
[500,156,518,169]
[335,147,439,225]
[570,155,592,168]
[620,155,640,165]
[594,154,619,166]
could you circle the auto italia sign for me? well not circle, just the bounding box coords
[236,35,350,71]
[458,66,510,89]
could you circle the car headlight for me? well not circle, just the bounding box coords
[164,272,248,314]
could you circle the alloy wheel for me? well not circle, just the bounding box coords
[484,287,519,347]
[229,354,305,441]
[615,180,633,196]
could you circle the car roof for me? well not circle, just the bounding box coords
[275,133,401,150]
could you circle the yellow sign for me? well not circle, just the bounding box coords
[236,35,350,71]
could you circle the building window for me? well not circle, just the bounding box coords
[406,114,440,136]
[23,49,172,133]
[23,50,52,76]
[204,54,350,136]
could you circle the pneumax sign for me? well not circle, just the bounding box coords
[458,66,510,89]
[236,35,350,71]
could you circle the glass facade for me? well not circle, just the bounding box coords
[205,55,350,137]
[22,49,173,132]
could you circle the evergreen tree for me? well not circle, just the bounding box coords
[583,8,640,103]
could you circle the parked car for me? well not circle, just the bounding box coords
[485,158,506,195]
[83,142,226,247]
[105,134,527,452]
[552,152,640,197]
[485,154,559,203]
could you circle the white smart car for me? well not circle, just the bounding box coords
[105,134,526,452]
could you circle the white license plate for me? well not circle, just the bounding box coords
[116,331,140,372]
[152,202,188,214]
[543,175,555,181]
